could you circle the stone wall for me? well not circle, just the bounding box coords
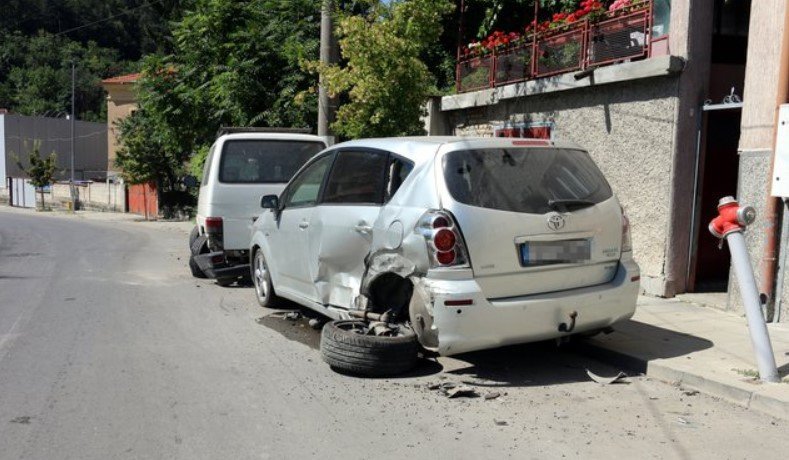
[443,76,681,296]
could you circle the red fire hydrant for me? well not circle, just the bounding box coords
[708,196,779,383]
[708,196,756,238]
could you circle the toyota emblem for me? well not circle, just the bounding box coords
[547,214,565,231]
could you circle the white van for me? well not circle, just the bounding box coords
[190,128,328,285]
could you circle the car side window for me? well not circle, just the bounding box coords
[282,154,334,208]
[385,155,414,202]
[322,150,388,205]
[201,145,216,186]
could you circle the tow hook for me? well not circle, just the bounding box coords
[558,311,578,333]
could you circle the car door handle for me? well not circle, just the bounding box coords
[299,221,310,229]
[354,224,373,234]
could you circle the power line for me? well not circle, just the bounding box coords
[53,0,165,37]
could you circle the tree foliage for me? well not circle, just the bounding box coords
[115,0,322,186]
[312,0,455,139]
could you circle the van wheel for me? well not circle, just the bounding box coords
[189,235,208,279]
[252,249,282,308]
[320,320,418,377]
[189,226,200,249]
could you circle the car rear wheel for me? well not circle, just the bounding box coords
[320,320,419,377]
[189,235,208,279]
[252,249,281,308]
[188,226,200,249]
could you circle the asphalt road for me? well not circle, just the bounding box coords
[0,208,787,460]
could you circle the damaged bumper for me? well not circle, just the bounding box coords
[194,252,250,279]
[420,258,640,356]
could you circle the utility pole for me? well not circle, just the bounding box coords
[70,61,76,212]
[318,0,338,141]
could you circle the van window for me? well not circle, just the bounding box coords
[443,148,613,214]
[218,140,324,184]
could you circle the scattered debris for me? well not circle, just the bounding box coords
[446,386,478,398]
[649,396,659,400]
[10,416,31,424]
[308,318,324,329]
[683,390,699,396]
[284,311,302,321]
[484,392,501,400]
[586,369,628,385]
[494,419,508,426]
[676,417,690,425]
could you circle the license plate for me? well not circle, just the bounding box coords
[519,239,591,266]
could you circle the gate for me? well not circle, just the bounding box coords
[127,181,158,220]
[8,177,36,208]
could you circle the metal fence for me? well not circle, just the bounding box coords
[457,2,657,92]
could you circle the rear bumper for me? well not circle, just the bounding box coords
[194,252,250,279]
[424,258,640,356]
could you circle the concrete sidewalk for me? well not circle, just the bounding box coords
[581,296,789,420]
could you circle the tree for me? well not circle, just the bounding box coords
[13,142,58,211]
[311,0,455,139]
[117,0,323,188]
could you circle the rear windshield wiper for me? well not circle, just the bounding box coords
[547,198,596,211]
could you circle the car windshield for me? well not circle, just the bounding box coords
[219,140,324,184]
[443,147,613,214]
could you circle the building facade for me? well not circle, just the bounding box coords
[429,0,788,321]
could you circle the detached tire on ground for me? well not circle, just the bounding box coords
[320,320,419,377]
[189,235,208,279]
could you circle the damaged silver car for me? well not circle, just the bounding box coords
[249,137,640,376]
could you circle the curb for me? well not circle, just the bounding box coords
[574,340,789,421]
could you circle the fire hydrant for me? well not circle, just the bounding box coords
[709,196,780,383]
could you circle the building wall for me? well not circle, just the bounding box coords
[104,84,137,174]
[729,0,789,320]
[2,114,107,181]
[444,76,681,295]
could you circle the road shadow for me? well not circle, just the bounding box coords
[441,341,619,388]
[570,320,716,374]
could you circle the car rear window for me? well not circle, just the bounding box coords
[443,148,613,214]
[219,140,325,184]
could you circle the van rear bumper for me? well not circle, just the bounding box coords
[194,252,250,279]
[424,258,640,356]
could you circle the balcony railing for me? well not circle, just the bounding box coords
[456,2,661,93]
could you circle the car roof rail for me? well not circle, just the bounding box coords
[216,126,313,137]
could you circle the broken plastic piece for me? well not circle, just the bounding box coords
[586,369,628,385]
[446,386,477,398]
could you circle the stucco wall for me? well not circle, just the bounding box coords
[104,84,137,173]
[445,76,680,295]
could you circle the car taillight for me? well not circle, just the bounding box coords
[417,210,470,268]
[205,217,224,251]
[621,207,632,252]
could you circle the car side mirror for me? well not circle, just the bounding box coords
[183,175,198,188]
[260,194,279,210]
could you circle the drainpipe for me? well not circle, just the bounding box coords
[760,6,789,321]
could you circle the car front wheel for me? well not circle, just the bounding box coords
[252,249,280,308]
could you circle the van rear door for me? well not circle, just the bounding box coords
[440,147,623,299]
[214,139,326,249]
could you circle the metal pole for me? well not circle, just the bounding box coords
[318,0,337,139]
[70,61,76,212]
[726,230,780,382]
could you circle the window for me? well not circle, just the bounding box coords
[385,156,414,201]
[323,150,388,204]
[219,140,325,184]
[283,154,334,208]
[201,145,216,186]
[443,148,613,214]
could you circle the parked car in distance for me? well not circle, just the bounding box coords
[249,137,640,376]
[189,128,328,285]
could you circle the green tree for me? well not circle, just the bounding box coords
[117,0,322,188]
[13,142,58,210]
[311,0,455,139]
